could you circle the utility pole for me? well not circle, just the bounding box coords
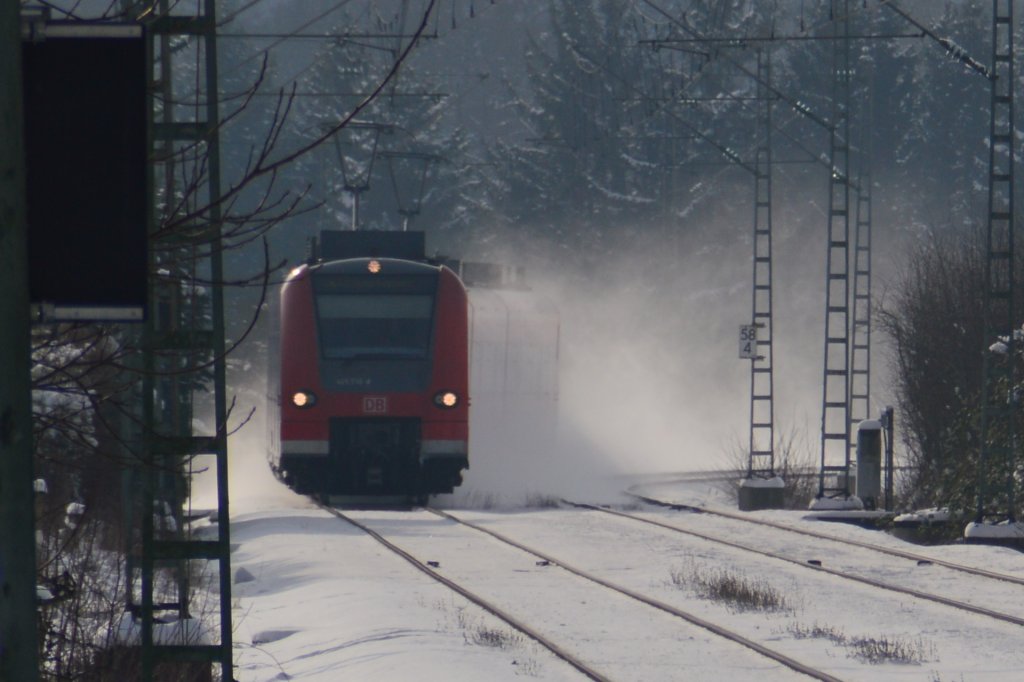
[129,2,234,678]
[848,12,876,505]
[0,0,40,678]
[974,0,1016,532]
[815,0,854,506]
[737,47,784,511]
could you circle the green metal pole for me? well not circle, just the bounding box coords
[203,2,234,675]
[0,0,41,678]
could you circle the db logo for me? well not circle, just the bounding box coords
[362,396,388,414]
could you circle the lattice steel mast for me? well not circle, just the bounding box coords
[817,0,853,502]
[748,47,776,480]
[849,34,874,480]
[849,172,872,432]
[131,0,233,678]
[976,0,1016,526]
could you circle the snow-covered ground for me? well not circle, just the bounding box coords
[195,446,1024,682]
[218,457,591,681]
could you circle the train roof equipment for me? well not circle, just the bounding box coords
[309,230,527,291]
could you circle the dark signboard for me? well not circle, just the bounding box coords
[22,23,147,321]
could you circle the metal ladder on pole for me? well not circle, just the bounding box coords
[748,48,775,479]
[849,39,874,481]
[817,0,852,501]
[849,173,872,432]
[977,0,1016,525]
[130,1,233,679]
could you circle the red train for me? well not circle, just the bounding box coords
[267,232,470,501]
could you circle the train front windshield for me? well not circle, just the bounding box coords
[316,294,433,360]
[311,271,438,392]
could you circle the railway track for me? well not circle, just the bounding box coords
[566,496,1024,629]
[428,506,1024,678]
[317,501,842,682]
[316,502,610,682]
[626,487,1024,587]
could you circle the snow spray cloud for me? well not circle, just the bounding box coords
[545,233,752,477]
[188,353,301,513]
[442,222,756,507]
[445,193,840,507]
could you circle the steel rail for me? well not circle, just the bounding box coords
[316,502,612,682]
[428,508,843,682]
[568,499,1024,629]
[626,488,1024,588]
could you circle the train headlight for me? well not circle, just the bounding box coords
[292,390,317,408]
[367,259,382,274]
[433,390,459,409]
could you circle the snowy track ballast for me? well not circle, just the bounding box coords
[317,502,612,682]
[428,508,842,682]
[626,488,1024,587]
[573,498,1024,629]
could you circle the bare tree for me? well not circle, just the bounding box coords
[875,227,1022,516]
